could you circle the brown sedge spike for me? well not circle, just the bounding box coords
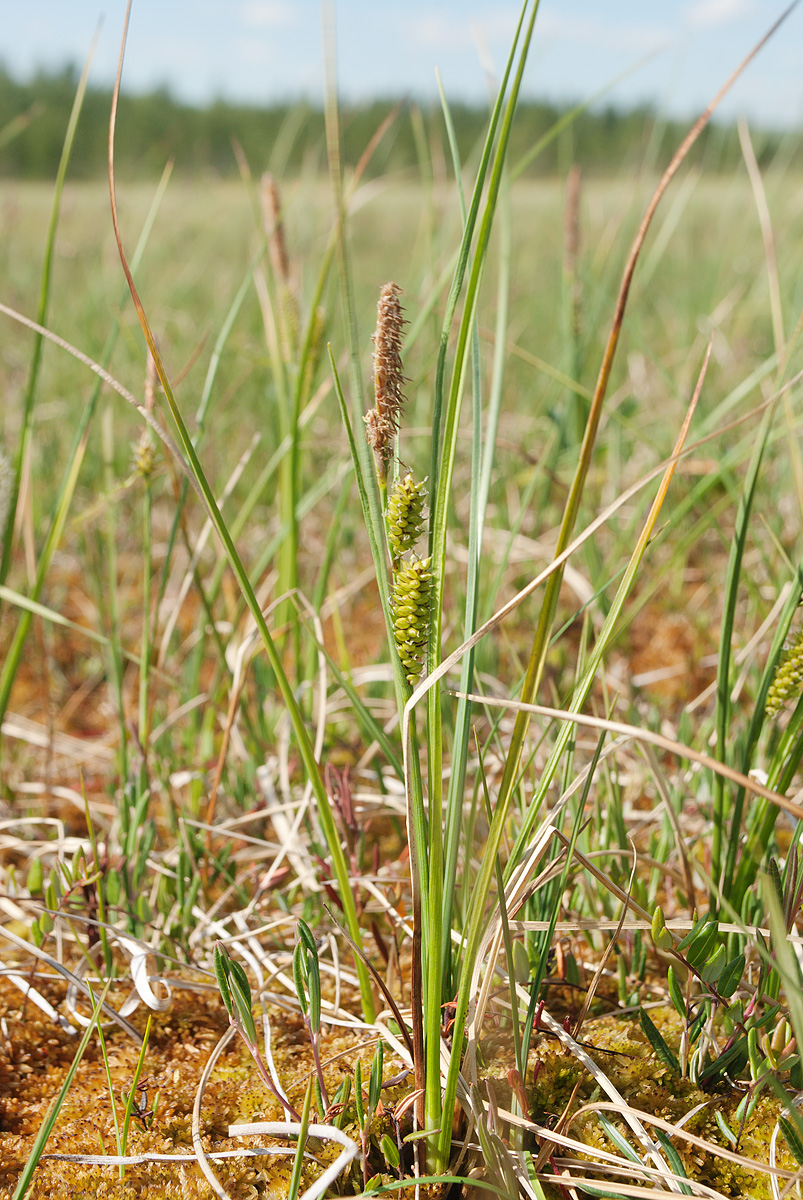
[365,282,407,487]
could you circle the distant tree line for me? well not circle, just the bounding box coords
[0,63,793,180]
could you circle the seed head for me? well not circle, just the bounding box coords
[132,430,157,480]
[365,282,406,468]
[387,473,427,558]
[392,555,432,685]
[262,173,290,284]
[766,629,803,718]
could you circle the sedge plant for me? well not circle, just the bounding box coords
[4,0,803,1194]
[331,0,803,1181]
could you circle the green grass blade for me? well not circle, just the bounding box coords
[430,3,543,1164]
[287,1079,314,1200]
[109,72,375,1018]
[0,163,172,731]
[711,401,777,906]
[1,40,95,584]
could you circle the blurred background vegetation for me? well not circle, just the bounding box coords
[0,62,795,180]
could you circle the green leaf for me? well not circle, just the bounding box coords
[654,1130,692,1195]
[748,1027,763,1080]
[298,918,317,956]
[308,958,321,1035]
[651,905,673,951]
[685,922,719,970]
[381,1133,400,1170]
[369,1041,383,1115]
[213,943,234,1019]
[228,959,257,1044]
[104,867,121,906]
[700,943,726,984]
[687,1004,707,1047]
[780,1116,803,1166]
[667,965,686,1019]
[640,1008,679,1074]
[292,941,308,1020]
[26,859,44,896]
[403,1127,442,1143]
[676,913,709,953]
[597,1113,642,1163]
[698,1036,749,1087]
[354,1058,364,1129]
[767,857,784,908]
[718,953,746,998]
[714,1109,737,1147]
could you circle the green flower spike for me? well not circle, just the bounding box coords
[387,473,427,558]
[766,629,803,718]
[392,555,432,684]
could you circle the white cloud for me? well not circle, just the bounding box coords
[685,0,753,29]
[405,14,475,51]
[239,2,296,29]
[537,13,671,53]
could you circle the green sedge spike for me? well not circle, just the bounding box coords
[387,473,427,557]
[132,429,157,480]
[391,555,432,684]
[766,629,803,717]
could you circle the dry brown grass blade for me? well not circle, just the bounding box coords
[539,1172,726,1200]
[571,843,639,1043]
[0,300,199,504]
[568,1100,798,1184]
[403,362,803,765]
[403,5,802,850]
[450,694,803,827]
[324,906,416,1062]
[641,741,697,918]
[108,0,177,418]
[587,2,798,436]
[192,1024,238,1199]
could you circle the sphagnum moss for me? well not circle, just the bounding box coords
[523,1011,799,1200]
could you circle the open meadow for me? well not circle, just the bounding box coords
[2,55,803,1200]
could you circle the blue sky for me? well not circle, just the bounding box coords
[5,1,802,127]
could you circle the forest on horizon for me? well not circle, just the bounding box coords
[0,62,795,180]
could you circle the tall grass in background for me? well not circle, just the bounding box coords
[3,0,803,1195]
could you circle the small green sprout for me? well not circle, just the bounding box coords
[214,941,300,1121]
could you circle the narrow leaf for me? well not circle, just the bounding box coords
[640,1008,680,1074]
